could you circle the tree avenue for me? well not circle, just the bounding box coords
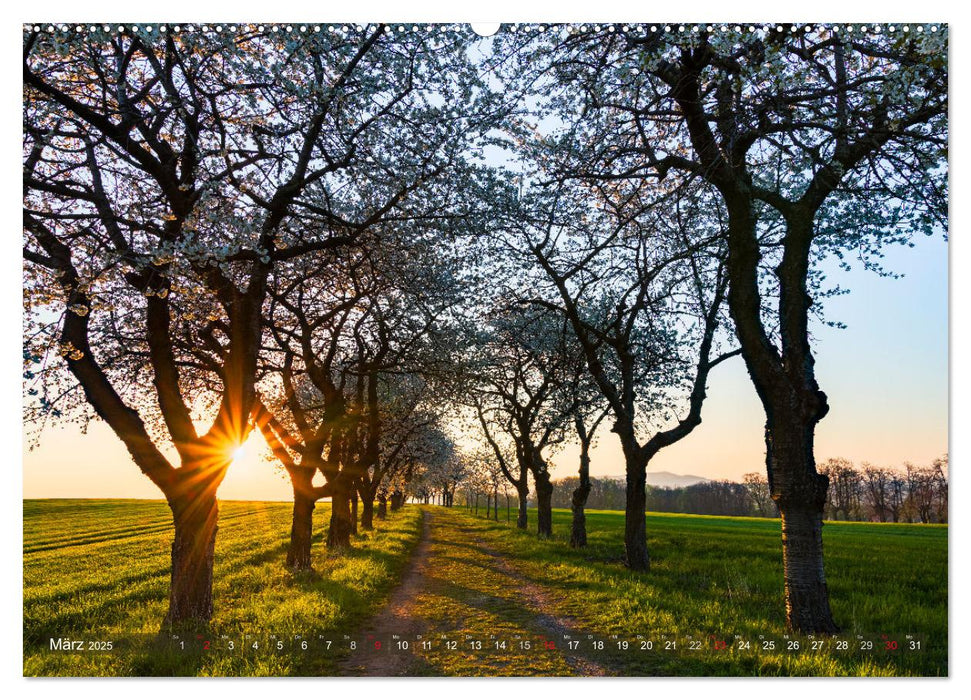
[23,24,488,627]
[24,24,947,639]
[255,227,467,562]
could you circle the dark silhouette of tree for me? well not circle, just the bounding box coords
[564,351,611,547]
[861,464,892,522]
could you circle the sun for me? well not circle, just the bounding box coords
[231,445,246,463]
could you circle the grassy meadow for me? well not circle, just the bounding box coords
[23,499,423,676]
[23,499,947,676]
[456,507,947,676]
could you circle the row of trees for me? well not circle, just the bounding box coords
[524,453,948,522]
[25,24,947,636]
[473,25,946,635]
[819,456,948,523]
[545,477,759,517]
[24,24,495,626]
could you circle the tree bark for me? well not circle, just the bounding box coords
[768,417,839,633]
[164,489,219,629]
[535,473,553,539]
[624,455,649,571]
[288,487,316,570]
[377,493,388,520]
[516,486,528,529]
[570,482,591,549]
[360,487,375,530]
[571,439,593,548]
[718,190,839,632]
[327,475,353,551]
[350,487,359,535]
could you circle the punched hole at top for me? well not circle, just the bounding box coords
[470,23,501,37]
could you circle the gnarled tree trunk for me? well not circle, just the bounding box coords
[287,468,318,570]
[570,481,591,549]
[767,414,838,633]
[164,486,219,629]
[570,436,593,548]
[288,494,316,570]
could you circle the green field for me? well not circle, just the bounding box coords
[23,499,947,677]
[452,508,948,676]
[24,499,424,676]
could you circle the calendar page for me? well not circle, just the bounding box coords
[22,20,948,679]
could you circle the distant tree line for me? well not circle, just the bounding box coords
[538,454,948,523]
[818,456,948,524]
[545,475,764,517]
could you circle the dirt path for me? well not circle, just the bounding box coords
[339,510,436,676]
[339,507,614,677]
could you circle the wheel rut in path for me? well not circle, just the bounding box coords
[338,509,436,676]
[339,507,615,677]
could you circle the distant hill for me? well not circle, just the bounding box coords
[649,471,710,488]
[600,471,710,488]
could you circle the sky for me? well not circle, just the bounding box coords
[21,230,948,500]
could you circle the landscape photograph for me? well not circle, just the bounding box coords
[22,21,948,678]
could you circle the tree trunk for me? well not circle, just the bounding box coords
[535,473,553,539]
[767,418,839,634]
[327,476,353,551]
[624,456,649,571]
[360,490,375,531]
[287,485,316,570]
[390,490,403,511]
[350,487,359,535]
[570,481,591,549]
[516,486,528,529]
[164,490,219,629]
[377,494,388,520]
[571,442,593,548]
